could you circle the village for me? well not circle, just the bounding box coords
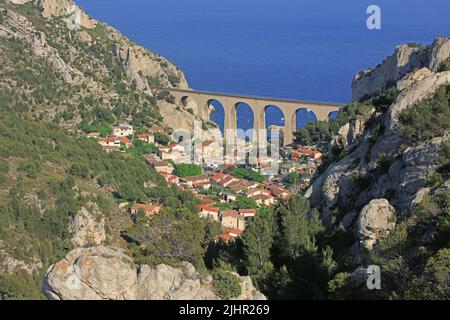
[88,123,324,242]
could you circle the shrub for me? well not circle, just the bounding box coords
[399,85,450,144]
[376,153,391,174]
[0,160,9,174]
[212,270,242,300]
[167,73,180,87]
[438,58,450,72]
[175,163,202,178]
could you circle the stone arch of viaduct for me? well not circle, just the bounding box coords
[158,88,343,146]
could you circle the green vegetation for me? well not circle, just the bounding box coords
[212,269,242,300]
[0,109,203,298]
[167,73,180,87]
[234,195,258,210]
[174,163,203,178]
[438,58,450,72]
[231,168,265,183]
[399,84,450,145]
[370,189,450,299]
[154,132,170,146]
[125,208,206,268]
[209,195,336,299]
[126,139,158,157]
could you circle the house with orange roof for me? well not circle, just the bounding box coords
[99,136,131,151]
[268,185,290,199]
[152,161,174,174]
[213,227,243,242]
[218,175,238,188]
[179,175,210,188]
[250,194,275,207]
[211,172,228,184]
[245,188,271,198]
[130,203,161,218]
[221,210,246,231]
[239,209,257,218]
[137,133,155,144]
[148,125,165,134]
[198,205,220,222]
[159,172,179,185]
[195,195,217,206]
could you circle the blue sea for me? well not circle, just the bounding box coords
[76,0,450,132]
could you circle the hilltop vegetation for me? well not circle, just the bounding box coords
[0,109,207,299]
[0,1,182,135]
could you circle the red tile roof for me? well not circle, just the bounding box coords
[198,205,220,213]
[192,181,211,188]
[154,161,169,167]
[239,209,256,215]
[131,203,161,216]
[211,172,227,183]
[222,210,241,219]
[222,228,243,236]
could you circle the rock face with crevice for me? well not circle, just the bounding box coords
[69,202,106,247]
[352,37,450,101]
[355,199,396,251]
[43,246,266,300]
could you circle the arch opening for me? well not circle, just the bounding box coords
[295,108,318,130]
[208,99,225,135]
[328,110,339,121]
[264,105,285,145]
[235,102,254,142]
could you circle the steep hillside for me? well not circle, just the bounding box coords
[0,0,218,136]
[298,38,450,299]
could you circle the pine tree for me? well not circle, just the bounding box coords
[278,196,324,260]
[242,212,274,279]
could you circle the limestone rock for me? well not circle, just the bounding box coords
[112,42,188,92]
[0,9,83,83]
[43,246,138,300]
[43,246,266,300]
[385,71,450,130]
[69,202,106,247]
[352,37,450,101]
[355,199,396,251]
[396,67,432,92]
[0,254,43,275]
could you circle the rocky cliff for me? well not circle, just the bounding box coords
[306,37,449,267]
[0,0,217,137]
[43,246,266,300]
[352,37,450,101]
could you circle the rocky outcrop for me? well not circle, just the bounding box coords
[368,133,450,213]
[0,9,83,83]
[5,0,96,28]
[112,41,188,93]
[0,254,43,275]
[69,202,106,247]
[384,70,450,131]
[352,37,450,101]
[43,246,266,300]
[330,117,368,152]
[355,199,396,251]
[1,0,221,140]
[307,67,450,223]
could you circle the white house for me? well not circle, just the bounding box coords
[112,124,134,137]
